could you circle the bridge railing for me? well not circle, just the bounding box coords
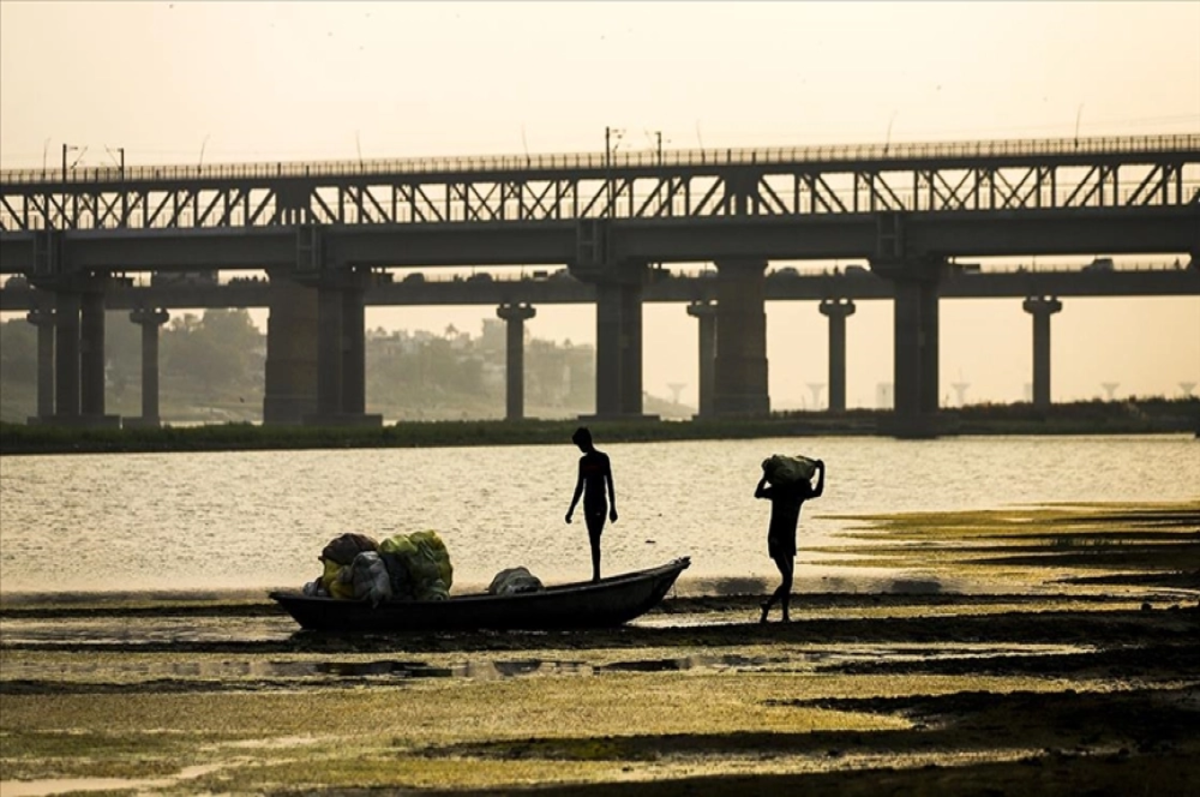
[3,178,1197,232]
[2,134,1199,186]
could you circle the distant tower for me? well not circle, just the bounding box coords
[951,382,970,407]
[876,382,894,410]
[1023,383,1033,403]
[807,382,826,410]
[1101,382,1120,401]
[1181,382,1197,398]
[667,382,686,404]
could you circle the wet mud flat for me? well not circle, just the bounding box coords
[1,502,1198,796]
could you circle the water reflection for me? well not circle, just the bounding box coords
[0,645,1091,686]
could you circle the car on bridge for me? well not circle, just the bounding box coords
[1083,257,1115,272]
[151,270,218,287]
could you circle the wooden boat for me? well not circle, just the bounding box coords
[270,557,690,632]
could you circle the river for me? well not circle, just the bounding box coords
[1,434,1196,597]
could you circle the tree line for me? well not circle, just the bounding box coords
[0,311,597,423]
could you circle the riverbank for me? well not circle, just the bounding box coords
[2,596,1196,796]
[2,502,1197,795]
[2,398,1197,455]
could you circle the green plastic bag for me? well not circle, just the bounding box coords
[380,530,453,601]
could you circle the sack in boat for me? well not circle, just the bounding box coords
[379,530,453,601]
[488,566,544,596]
[348,551,393,608]
[320,559,356,600]
[321,533,379,566]
[762,454,817,486]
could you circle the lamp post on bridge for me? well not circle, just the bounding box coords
[61,144,84,181]
[61,143,83,228]
[604,126,625,217]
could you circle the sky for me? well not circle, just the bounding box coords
[1,1,1198,409]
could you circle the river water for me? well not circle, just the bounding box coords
[1,434,1197,598]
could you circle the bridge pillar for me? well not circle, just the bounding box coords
[891,279,940,432]
[79,288,108,419]
[53,291,81,420]
[304,268,381,427]
[570,246,659,421]
[587,279,651,418]
[341,280,368,417]
[819,298,856,412]
[127,307,170,428]
[686,300,718,418]
[53,291,82,420]
[1023,296,1063,411]
[619,283,644,416]
[25,306,55,423]
[497,303,536,420]
[263,271,319,426]
[594,282,622,417]
[39,278,121,428]
[873,254,943,438]
[713,259,769,416]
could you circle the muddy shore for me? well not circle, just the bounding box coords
[2,502,1198,796]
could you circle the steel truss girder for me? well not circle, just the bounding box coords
[1,156,1197,232]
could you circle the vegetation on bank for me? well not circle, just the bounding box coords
[1,398,1196,455]
[0,309,615,425]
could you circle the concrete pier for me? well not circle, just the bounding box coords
[497,303,536,420]
[572,253,657,422]
[594,282,622,418]
[892,279,940,422]
[1023,296,1063,410]
[263,271,319,425]
[80,289,107,418]
[619,284,644,415]
[872,253,944,437]
[819,298,856,412]
[713,259,769,416]
[53,290,81,420]
[304,269,381,427]
[686,300,718,418]
[127,308,170,427]
[25,307,55,423]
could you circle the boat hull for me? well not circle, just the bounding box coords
[270,557,690,632]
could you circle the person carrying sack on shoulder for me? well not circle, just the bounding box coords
[755,455,825,623]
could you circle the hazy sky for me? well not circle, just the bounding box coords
[2,1,1198,408]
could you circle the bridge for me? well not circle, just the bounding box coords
[1,133,1198,435]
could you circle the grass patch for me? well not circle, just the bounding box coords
[813,501,1200,590]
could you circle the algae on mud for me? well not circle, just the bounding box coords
[1,502,1198,795]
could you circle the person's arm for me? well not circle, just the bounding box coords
[605,459,618,522]
[754,474,771,499]
[565,461,583,523]
[811,459,826,498]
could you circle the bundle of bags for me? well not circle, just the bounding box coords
[303,531,454,607]
[762,454,818,486]
[487,566,544,596]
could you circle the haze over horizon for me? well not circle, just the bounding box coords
[1,1,1197,410]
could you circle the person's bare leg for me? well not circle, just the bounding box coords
[587,519,603,582]
[762,554,788,622]
[590,536,601,582]
[779,557,795,622]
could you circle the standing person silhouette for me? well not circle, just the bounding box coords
[565,427,617,581]
[754,458,825,623]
